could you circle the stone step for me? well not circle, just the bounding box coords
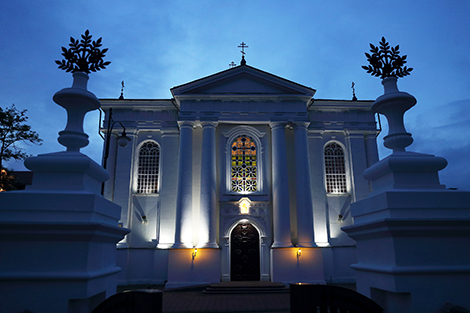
[203,281,289,294]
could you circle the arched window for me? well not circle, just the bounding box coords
[231,135,257,193]
[324,142,347,194]
[136,141,160,194]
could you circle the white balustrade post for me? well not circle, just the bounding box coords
[270,122,293,248]
[293,122,316,247]
[173,121,194,248]
[198,121,219,248]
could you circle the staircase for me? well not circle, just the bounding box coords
[203,281,289,294]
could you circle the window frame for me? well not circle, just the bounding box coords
[223,126,265,195]
[134,140,161,195]
[323,141,349,195]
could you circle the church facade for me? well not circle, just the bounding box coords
[100,62,379,287]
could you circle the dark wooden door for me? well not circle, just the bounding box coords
[230,222,260,281]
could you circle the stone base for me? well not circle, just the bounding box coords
[166,248,221,288]
[0,221,128,313]
[343,190,470,313]
[270,247,325,284]
[0,151,128,313]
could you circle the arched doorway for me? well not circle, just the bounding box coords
[230,222,260,281]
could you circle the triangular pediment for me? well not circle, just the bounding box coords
[171,65,316,98]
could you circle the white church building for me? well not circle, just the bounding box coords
[100,60,379,287]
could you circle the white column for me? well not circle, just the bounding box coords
[270,122,293,248]
[198,121,218,248]
[173,121,194,248]
[293,122,316,247]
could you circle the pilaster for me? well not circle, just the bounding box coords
[158,124,179,247]
[345,130,370,202]
[198,121,219,248]
[173,121,194,248]
[308,130,329,246]
[293,122,316,247]
[270,122,292,248]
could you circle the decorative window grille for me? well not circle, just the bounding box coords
[137,141,160,194]
[324,142,347,194]
[231,136,257,193]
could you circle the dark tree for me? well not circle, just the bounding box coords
[0,104,42,190]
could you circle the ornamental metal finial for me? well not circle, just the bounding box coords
[351,82,357,101]
[55,30,111,73]
[238,42,248,65]
[362,37,413,79]
[119,81,125,99]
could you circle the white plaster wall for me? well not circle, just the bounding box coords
[129,194,159,247]
[322,246,357,284]
[166,249,221,288]
[116,248,169,286]
[327,195,355,246]
[271,247,325,284]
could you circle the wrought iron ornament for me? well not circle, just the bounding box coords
[238,42,248,65]
[362,37,413,79]
[55,30,110,73]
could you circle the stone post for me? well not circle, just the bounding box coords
[0,72,129,313]
[343,77,470,313]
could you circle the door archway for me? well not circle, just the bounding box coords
[230,222,260,281]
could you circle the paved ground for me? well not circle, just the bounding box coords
[162,287,289,312]
[117,283,356,313]
[119,284,289,313]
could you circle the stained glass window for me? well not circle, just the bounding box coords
[324,142,347,194]
[231,136,257,193]
[137,141,160,194]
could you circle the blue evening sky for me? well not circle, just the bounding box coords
[1,1,469,190]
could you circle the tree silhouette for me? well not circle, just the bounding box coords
[0,104,42,191]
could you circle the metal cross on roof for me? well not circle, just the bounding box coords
[238,42,249,55]
[229,61,237,68]
[238,42,248,65]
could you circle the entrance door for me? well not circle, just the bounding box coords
[230,222,260,281]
